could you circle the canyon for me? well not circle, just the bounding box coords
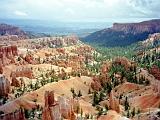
[0,23,159,120]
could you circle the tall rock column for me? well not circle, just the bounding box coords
[0,74,10,96]
[42,91,62,120]
[109,90,120,113]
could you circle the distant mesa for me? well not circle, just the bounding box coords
[112,19,160,34]
[0,23,28,40]
[84,19,160,47]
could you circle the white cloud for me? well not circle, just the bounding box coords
[14,10,28,16]
[0,0,160,21]
[65,8,75,15]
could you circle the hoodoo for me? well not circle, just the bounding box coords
[0,74,10,96]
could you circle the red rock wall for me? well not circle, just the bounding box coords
[0,108,25,120]
[42,91,62,120]
[0,75,10,96]
[0,45,18,65]
[91,76,102,91]
[150,65,160,96]
[112,20,160,34]
[42,91,76,120]
[109,91,120,113]
[10,67,34,79]
[114,57,132,70]
[150,65,160,80]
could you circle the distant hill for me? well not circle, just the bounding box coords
[83,19,160,47]
[0,23,28,39]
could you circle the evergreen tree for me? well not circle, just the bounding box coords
[80,108,83,118]
[131,107,135,117]
[92,91,99,106]
[137,108,141,115]
[78,90,82,97]
[124,97,130,111]
[24,109,30,119]
[127,110,130,118]
[99,91,105,102]
[88,88,91,94]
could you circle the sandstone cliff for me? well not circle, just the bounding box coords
[112,19,160,34]
[0,108,25,120]
[42,91,76,120]
[84,19,160,47]
[0,45,18,65]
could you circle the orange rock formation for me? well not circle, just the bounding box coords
[10,67,34,79]
[0,108,25,120]
[109,91,120,113]
[0,45,18,65]
[42,91,76,120]
[0,74,10,96]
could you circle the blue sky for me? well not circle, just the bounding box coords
[0,0,160,22]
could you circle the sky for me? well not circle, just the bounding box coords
[0,0,160,22]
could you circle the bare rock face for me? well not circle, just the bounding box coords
[100,61,111,74]
[58,97,76,120]
[44,91,55,107]
[0,45,18,65]
[0,108,25,120]
[0,23,28,40]
[50,35,78,47]
[42,107,52,120]
[150,65,160,80]
[64,35,78,45]
[109,91,120,113]
[0,35,21,41]
[144,33,160,44]
[0,65,3,74]
[58,96,70,118]
[56,48,65,54]
[42,91,62,120]
[112,19,160,34]
[0,74,10,96]
[91,76,102,91]
[24,54,35,64]
[42,91,76,120]
[11,77,20,87]
[113,57,132,70]
[10,67,34,79]
[150,65,160,96]
[84,19,160,47]
[28,35,79,49]
[69,110,76,120]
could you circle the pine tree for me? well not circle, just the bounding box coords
[76,105,80,114]
[137,108,141,115]
[124,97,129,111]
[127,110,130,118]
[92,91,99,106]
[99,91,105,102]
[97,108,103,117]
[71,88,77,98]
[24,109,30,118]
[105,104,109,111]
[131,107,135,117]
[78,90,82,97]
[88,88,91,94]
[80,108,83,118]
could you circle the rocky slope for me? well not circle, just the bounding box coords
[84,19,160,47]
[0,31,160,120]
[0,23,28,40]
